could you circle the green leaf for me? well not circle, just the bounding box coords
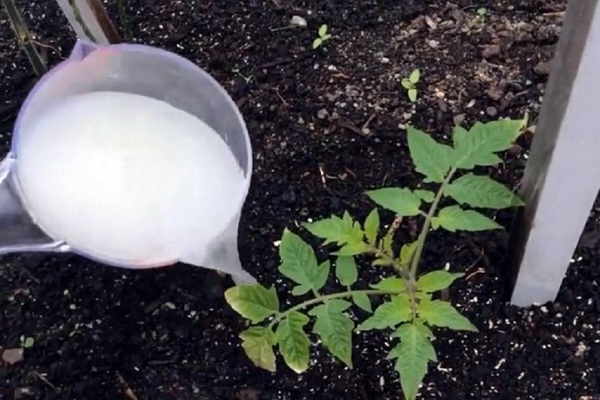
[304,214,363,246]
[452,119,525,169]
[391,320,434,339]
[322,33,332,40]
[400,241,418,267]
[389,322,437,400]
[444,173,524,209]
[240,327,277,372]
[334,241,370,256]
[291,284,311,296]
[418,300,478,331]
[309,299,354,367]
[417,270,465,293]
[357,295,411,331]
[401,78,413,90]
[370,277,407,291]
[312,38,322,49]
[380,231,394,256]
[352,292,372,313]
[431,205,503,232]
[408,88,417,102]
[414,189,435,203]
[363,208,380,245]
[366,188,422,217]
[279,229,329,292]
[409,68,420,83]
[336,256,358,286]
[224,284,279,324]
[318,24,328,37]
[407,126,454,183]
[276,311,311,373]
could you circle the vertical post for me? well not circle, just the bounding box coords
[508,0,600,307]
[55,0,121,44]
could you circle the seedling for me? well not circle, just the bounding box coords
[19,335,34,349]
[476,7,488,23]
[401,69,421,103]
[312,24,332,49]
[225,118,527,399]
[232,68,254,85]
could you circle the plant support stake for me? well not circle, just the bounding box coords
[56,0,121,44]
[2,0,47,76]
[508,0,600,307]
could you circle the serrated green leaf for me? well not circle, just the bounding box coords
[304,214,363,246]
[352,292,372,312]
[389,323,437,400]
[334,242,370,256]
[408,88,417,102]
[336,256,358,286]
[453,119,525,169]
[366,188,422,216]
[380,231,394,257]
[417,270,465,293]
[407,126,454,183]
[391,320,434,339]
[318,24,328,37]
[279,229,329,291]
[291,284,311,296]
[418,300,478,331]
[409,68,420,83]
[444,173,524,209]
[432,205,502,232]
[400,242,418,267]
[401,79,413,90]
[363,209,380,245]
[309,299,354,367]
[370,277,407,291]
[240,327,277,372]
[414,189,435,203]
[276,311,311,373]
[224,284,279,324]
[357,295,411,331]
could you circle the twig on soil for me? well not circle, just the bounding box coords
[361,113,377,133]
[318,164,327,187]
[33,372,59,392]
[116,372,140,400]
[542,11,565,18]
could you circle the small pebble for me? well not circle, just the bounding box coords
[290,15,307,28]
[486,106,498,116]
[317,109,328,119]
[482,44,501,59]
[428,39,440,48]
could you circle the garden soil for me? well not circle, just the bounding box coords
[3,1,599,399]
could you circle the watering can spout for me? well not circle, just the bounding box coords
[0,155,64,255]
[69,39,102,61]
[179,214,257,286]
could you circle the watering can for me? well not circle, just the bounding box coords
[0,39,256,285]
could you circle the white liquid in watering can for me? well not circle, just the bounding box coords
[14,91,245,267]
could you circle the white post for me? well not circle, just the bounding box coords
[509,0,600,307]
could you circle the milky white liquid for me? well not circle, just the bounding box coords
[15,91,245,266]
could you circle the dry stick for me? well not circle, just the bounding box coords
[2,0,47,76]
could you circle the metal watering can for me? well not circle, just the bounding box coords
[0,39,256,284]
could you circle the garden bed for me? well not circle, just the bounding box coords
[3,0,599,399]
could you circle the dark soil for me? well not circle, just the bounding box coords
[3,1,599,399]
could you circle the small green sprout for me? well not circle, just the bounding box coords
[476,7,488,22]
[401,68,421,103]
[19,335,34,349]
[312,24,332,49]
